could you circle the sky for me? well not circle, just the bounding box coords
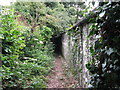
[0,0,16,6]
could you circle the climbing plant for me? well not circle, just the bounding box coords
[87,2,120,88]
[65,2,120,88]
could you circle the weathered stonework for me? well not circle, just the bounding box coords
[62,24,94,88]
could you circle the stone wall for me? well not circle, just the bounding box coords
[62,24,95,88]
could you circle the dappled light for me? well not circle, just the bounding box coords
[0,1,120,89]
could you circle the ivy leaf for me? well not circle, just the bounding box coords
[105,48,117,55]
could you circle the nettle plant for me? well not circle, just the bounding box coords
[87,2,120,88]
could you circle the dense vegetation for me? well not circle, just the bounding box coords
[0,1,120,89]
[87,2,120,88]
[0,9,54,89]
[63,2,120,89]
[0,2,83,89]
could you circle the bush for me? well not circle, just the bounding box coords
[1,9,54,89]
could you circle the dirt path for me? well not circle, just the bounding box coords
[47,56,80,88]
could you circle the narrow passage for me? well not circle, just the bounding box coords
[47,56,80,88]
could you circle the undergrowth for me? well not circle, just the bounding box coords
[0,9,54,89]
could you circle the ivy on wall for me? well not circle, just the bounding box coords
[87,2,120,88]
[66,2,120,88]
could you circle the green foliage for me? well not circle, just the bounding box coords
[87,2,120,88]
[13,2,78,36]
[1,9,54,89]
[66,2,120,88]
[1,9,25,66]
[0,2,86,89]
[22,26,54,58]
